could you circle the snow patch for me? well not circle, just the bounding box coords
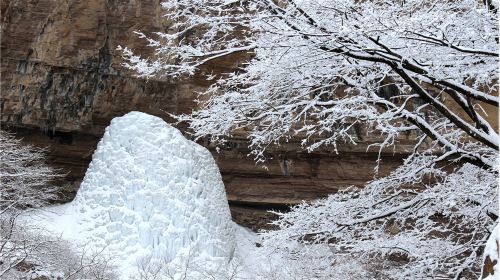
[483,223,500,280]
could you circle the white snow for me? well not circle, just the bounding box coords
[483,223,500,280]
[33,111,236,278]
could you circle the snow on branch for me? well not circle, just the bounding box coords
[120,0,498,169]
[262,162,498,278]
[121,0,499,278]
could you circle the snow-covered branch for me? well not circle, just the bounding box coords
[121,0,499,278]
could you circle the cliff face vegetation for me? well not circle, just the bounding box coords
[1,0,407,230]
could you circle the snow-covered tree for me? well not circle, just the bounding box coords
[0,131,117,279]
[0,131,59,276]
[121,0,499,278]
[0,131,59,212]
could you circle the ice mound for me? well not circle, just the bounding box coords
[70,111,235,274]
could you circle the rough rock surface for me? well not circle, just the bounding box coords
[1,0,408,230]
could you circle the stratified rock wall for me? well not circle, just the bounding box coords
[1,0,407,230]
[1,0,199,133]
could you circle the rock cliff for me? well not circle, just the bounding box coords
[1,0,408,230]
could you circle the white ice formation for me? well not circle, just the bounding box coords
[70,111,235,275]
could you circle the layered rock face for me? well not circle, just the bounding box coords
[1,0,407,230]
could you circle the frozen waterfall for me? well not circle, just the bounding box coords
[43,111,236,278]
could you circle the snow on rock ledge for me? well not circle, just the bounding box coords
[72,111,235,273]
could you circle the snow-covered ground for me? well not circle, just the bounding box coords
[28,112,262,279]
